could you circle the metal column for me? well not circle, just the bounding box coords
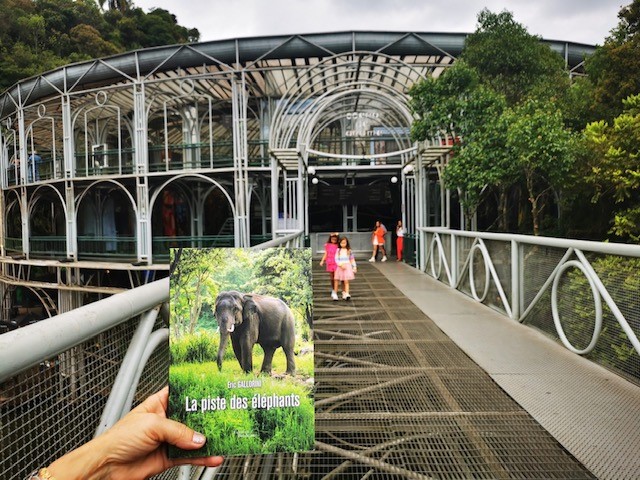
[133,82,151,263]
[232,75,250,248]
[62,95,77,260]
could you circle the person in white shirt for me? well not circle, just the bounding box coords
[395,220,405,261]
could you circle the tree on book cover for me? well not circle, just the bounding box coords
[168,247,314,457]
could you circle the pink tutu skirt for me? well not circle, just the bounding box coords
[334,263,355,281]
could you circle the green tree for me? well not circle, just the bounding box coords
[410,61,480,140]
[585,0,640,122]
[103,6,199,49]
[410,8,574,234]
[251,249,313,336]
[0,0,199,91]
[582,94,640,241]
[505,99,575,235]
[69,23,119,57]
[463,8,569,107]
[442,109,516,229]
[410,62,514,227]
[170,248,225,337]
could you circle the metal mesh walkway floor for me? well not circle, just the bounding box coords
[211,263,594,479]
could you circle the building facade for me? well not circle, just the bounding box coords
[0,31,593,322]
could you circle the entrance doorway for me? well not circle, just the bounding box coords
[308,177,401,233]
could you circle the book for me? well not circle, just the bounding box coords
[167,247,314,457]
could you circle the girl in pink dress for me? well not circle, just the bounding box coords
[319,232,340,300]
[334,236,357,300]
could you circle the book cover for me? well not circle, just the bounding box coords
[168,247,314,457]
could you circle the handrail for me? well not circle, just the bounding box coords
[0,233,303,480]
[418,227,640,383]
[0,233,303,384]
[250,229,305,250]
[419,227,640,258]
[0,278,169,383]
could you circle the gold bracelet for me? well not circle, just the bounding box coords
[26,468,56,480]
[39,468,56,480]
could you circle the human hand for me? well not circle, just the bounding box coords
[319,260,324,266]
[47,387,223,480]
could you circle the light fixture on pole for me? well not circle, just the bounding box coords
[390,176,398,184]
[311,177,319,185]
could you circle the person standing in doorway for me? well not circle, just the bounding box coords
[369,220,387,262]
[319,232,340,300]
[28,150,42,182]
[395,220,405,261]
[334,236,357,300]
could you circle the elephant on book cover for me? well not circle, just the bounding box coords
[214,290,296,375]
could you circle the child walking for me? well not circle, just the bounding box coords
[319,232,340,300]
[334,236,357,300]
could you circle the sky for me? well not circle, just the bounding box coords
[133,0,627,46]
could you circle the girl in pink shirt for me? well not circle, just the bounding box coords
[319,232,340,300]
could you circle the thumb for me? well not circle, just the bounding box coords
[156,418,207,450]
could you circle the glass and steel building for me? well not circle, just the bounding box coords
[0,31,593,321]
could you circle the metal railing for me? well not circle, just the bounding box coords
[0,231,304,480]
[0,280,170,480]
[253,229,305,250]
[77,235,137,259]
[419,227,640,384]
[310,231,391,255]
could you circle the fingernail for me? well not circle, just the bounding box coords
[193,432,206,444]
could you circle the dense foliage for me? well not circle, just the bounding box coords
[0,0,198,91]
[169,247,313,342]
[410,9,574,234]
[410,2,640,241]
[584,1,640,122]
[582,94,640,241]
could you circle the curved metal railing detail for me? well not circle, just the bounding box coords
[420,227,640,382]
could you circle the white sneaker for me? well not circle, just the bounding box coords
[341,291,347,299]
[344,293,351,301]
[381,256,387,262]
[331,290,338,301]
[368,257,375,262]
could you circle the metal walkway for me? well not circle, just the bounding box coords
[212,261,611,479]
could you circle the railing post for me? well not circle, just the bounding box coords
[510,239,520,321]
[95,306,160,436]
[419,229,426,272]
[450,233,458,287]
[121,328,170,416]
[177,466,191,480]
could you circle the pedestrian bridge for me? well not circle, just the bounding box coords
[1,229,639,479]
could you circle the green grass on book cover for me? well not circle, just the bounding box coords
[168,351,314,457]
